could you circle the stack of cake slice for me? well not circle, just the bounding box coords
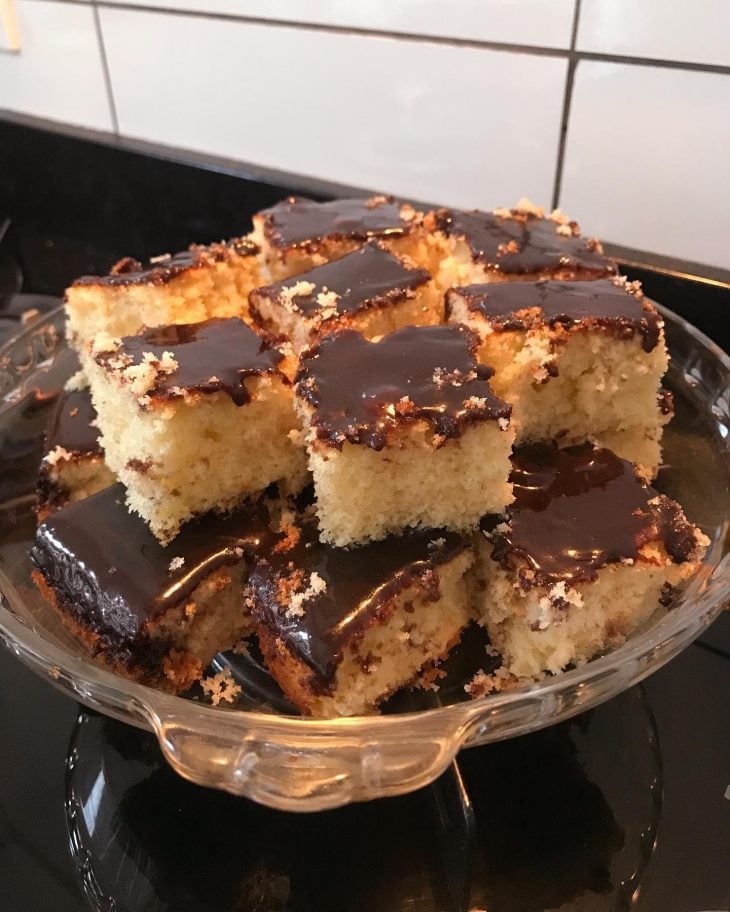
[30,194,709,717]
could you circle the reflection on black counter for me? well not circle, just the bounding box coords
[65,686,660,912]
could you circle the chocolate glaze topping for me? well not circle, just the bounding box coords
[250,521,467,683]
[436,209,615,276]
[73,238,258,288]
[491,443,699,587]
[295,324,512,451]
[451,279,662,353]
[100,318,284,406]
[43,389,102,457]
[32,483,278,643]
[260,196,412,250]
[253,241,431,318]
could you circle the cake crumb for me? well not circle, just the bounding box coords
[514,197,545,217]
[400,203,418,223]
[44,446,72,467]
[92,332,122,355]
[492,206,512,219]
[286,570,327,618]
[549,208,570,225]
[496,240,519,257]
[547,580,583,608]
[464,666,516,698]
[498,417,510,431]
[316,289,339,311]
[432,366,476,388]
[65,370,88,392]
[168,556,185,572]
[555,223,573,237]
[121,350,178,398]
[200,668,242,706]
[280,280,316,309]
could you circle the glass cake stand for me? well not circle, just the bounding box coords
[0,308,727,812]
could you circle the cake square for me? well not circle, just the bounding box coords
[32,484,279,691]
[85,317,307,543]
[446,277,670,478]
[66,236,261,355]
[37,387,115,518]
[430,199,616,291]
[252,195,426,280]
[248,518,474,716]
[294,324,514,545]
[249,240,441,354]
[474,443,708,681]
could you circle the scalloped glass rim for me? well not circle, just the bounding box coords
[0,306,727,811]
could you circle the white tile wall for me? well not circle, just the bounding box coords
[0,1,112,129]
[1,0,729,268]
[100,8,568,210]
[560,61,730,268]
[99,0,576,49]
[578,0,730,68]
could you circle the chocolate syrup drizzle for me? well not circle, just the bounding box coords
[32,484,278,642]
[295,325,511,451]
[436,209,615,276]
[491,443,698,587]
[100,318,285,406]
[260,196,411,249]
[73,238,257,288]
[250,521,467,683]
[44,388,102,457]
[254,241,430,317]
[451,280,662,353]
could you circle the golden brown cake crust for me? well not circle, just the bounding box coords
[432,203,615,278]
[258,195,420,252]
[73,238,259,289]
[446,278,662,353]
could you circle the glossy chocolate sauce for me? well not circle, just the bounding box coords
[260,196,411,249]
[451,279,662,353]
[250,521,468,683]
[32,483,278,643]
[44,388,102,457]
[254,241,430,317]
[436,209,615,276]
[295,325,511,451]
[491,443,698,587]
[100,318,285,406]
[73,238,257,288]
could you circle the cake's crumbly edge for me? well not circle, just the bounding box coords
[253,548,474,716]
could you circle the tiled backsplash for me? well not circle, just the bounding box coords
[1,0,728,269]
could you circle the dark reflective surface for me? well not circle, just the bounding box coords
[65,687,657,912]
[2,642,727,912]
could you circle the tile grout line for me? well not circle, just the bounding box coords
[91,0,120,134]
[551,0,582,210]
[17,0,730,75]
